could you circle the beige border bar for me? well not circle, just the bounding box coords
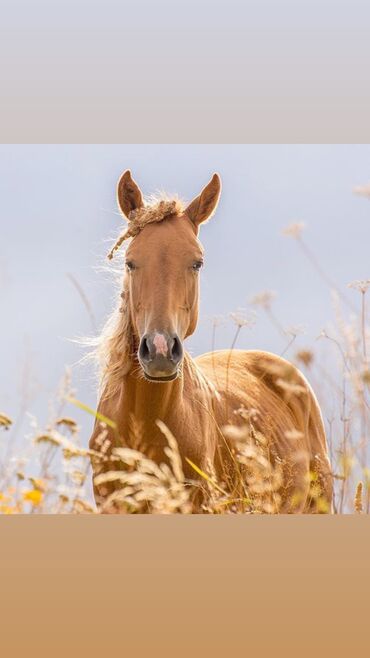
[0,516,369,655]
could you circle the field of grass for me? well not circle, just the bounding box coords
[0,221,369,514]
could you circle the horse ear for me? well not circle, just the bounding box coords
[117,170,144,218]
[185,173,221,228]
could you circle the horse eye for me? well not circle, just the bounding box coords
[126,261,135,271]
[192,260,203,271]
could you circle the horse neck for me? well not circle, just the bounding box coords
[118,352,195,434]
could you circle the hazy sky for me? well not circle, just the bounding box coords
[1,144,369,443]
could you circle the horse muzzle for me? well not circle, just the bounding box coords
[138,332,183,382]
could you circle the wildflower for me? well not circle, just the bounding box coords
[348,279,370,294]
[70,470,86,486]
[0,413,13,429]
[282,222,305,239]
[363,369,370,386]
[23,489,43,506]
[353,183,370,199]
[29,477,47,492]
[0,506,16,515]
[250,290,276,310]
[284,324,305,337]
[229,308,256,328]
[295,349,314,367]
[210,314,226,328]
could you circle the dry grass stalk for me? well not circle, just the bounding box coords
[354,482,363,513]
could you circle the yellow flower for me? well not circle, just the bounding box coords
[23,490,43,506]
[0,506,15,514]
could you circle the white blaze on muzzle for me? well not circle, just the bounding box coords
[153,333,168,356]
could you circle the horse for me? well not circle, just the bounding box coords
[89,170,333,513]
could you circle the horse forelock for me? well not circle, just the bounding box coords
[108,195,185,260]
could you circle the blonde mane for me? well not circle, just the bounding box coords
[96,194,186,398]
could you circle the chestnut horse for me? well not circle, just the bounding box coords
[89,170,332,513]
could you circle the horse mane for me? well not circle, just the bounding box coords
[93,193,186,399]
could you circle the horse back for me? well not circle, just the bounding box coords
[195,349,332,511]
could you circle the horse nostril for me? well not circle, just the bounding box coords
[139,335,151,362]
[139,333,183,368]
[170,335,183,363]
